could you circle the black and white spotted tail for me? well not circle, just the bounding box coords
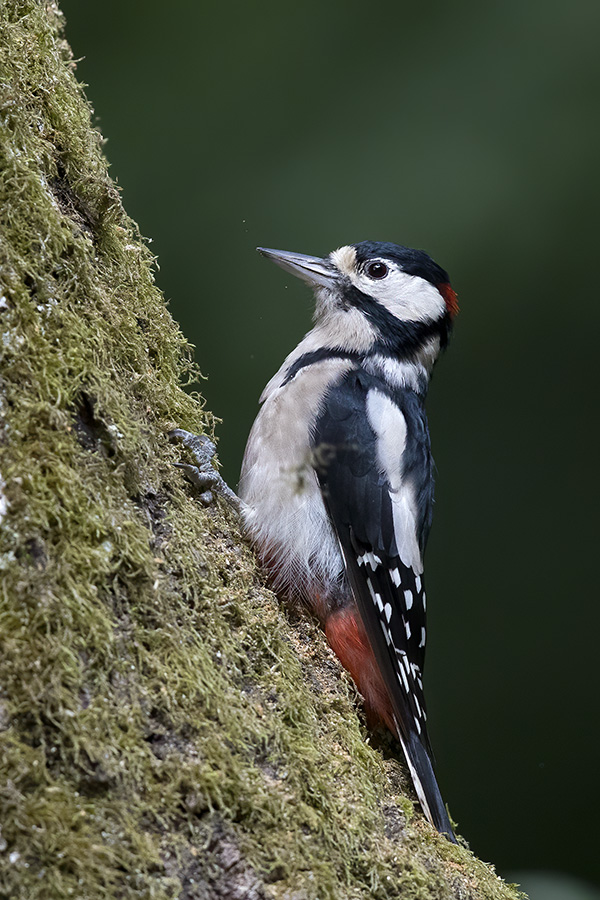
[346,544,457,843]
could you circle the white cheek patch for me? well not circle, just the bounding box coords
[351,266,446,324]
[329,245,356,277]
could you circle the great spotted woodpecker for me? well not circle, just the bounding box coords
[239,241,459,842]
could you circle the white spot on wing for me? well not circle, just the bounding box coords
[390,567,401,587]
[397,663,409,693]
[357,552,381,569]
[380,619,392,645]
[367,552,382,570]
[404,618,411,640]
[383,602,392,622]
[415,575,422,593]
[419,627,426,648]
[367,578,384,612]
[404,589,413,610]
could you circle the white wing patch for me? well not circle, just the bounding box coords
[365,389,423,574]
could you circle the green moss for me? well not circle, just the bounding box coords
[0,3,527,898]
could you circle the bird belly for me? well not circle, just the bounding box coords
[239,360,353,604]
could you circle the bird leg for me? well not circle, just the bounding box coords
[168,429,242,512]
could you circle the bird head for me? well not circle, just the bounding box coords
[257,241,458,357]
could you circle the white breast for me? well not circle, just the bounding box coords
[239,358,353,601]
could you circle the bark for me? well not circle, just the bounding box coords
[0,3,526,899]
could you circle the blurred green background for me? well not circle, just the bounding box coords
[60,0,600,892]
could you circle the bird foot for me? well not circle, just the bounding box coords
[168,429,242,511]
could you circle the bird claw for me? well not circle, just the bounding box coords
[169,428,217,464]
[169,429,242,512]
[172,463,217,506]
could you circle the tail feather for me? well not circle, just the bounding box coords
[325,608,457,842]
[398,726,457,843]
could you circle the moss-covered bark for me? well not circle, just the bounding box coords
[0,3,526,898]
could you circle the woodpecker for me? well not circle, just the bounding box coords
[239,241,459,842]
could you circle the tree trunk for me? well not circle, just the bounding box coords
[0,3,525,898]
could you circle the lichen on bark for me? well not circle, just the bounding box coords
[0,3,526,898]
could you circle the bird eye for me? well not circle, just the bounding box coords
[365,260,389,279]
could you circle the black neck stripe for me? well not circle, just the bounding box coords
[280,342,431,390]
[345,285,451,355]
[282,348,363,386]
[281,287,450,387]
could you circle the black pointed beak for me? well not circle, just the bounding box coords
[257,247,339,289]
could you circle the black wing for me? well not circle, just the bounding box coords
[312,368,455,840]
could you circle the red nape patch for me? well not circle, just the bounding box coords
[437,282,459,318]
[325,609,395,734]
